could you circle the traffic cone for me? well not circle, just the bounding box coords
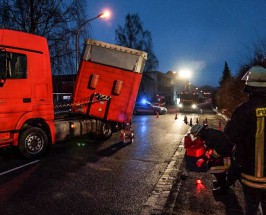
[189,118,193,127]
[218,121,222,131]
[156,111,159,118]
[184,115,188,124]
[175,113,178,120]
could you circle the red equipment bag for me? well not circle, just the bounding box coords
[184,135,206,157]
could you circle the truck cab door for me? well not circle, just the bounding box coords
[0,51,31,134]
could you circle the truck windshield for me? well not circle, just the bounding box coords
[180,94,195,99]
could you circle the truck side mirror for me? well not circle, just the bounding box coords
[0,78,5,87]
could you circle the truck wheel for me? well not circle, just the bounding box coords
[93,121,113,141]
[19,127,48,158]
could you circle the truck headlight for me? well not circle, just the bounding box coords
[191,104,197,109]
[178,103,183,108]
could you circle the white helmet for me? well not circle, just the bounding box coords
[190,124,205,136]
[241,66,266,87]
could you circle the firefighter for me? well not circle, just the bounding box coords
[224,65,266,215]
[190,124,233,195]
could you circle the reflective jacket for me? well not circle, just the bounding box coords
[200,128,232,173]
[224,93,266,189]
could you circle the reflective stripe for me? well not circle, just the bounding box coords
[209,157,231,174]
[209,166,228,174]
[242,173,266,183]
[255,108,265,177]
[212,149,220,158]
[256,108,266,117]
[241,178,266,189]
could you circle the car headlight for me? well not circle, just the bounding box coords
[191,104,197,109]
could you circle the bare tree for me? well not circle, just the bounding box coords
[0,0,88,75]
[215,76,247,118]
[115,13,159,71]
[115,13,159,100]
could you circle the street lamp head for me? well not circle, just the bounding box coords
[99,10,111,19]
[76,9,111,72]
[179,69,192,79]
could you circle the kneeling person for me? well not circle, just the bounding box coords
[190,124,233,194]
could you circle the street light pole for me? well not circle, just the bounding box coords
[75,13,104,72]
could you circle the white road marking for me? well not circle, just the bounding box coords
[0,160,40,176]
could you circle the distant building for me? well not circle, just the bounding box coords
[138,71,188,105]
[137,71,172,104]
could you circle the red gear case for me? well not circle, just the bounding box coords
[184,135,206,157]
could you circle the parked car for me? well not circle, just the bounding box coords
[133,101,167,115]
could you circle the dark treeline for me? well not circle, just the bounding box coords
[214,41,266,118]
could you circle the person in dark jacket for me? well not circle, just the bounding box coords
[224,65,266,215]
[190,124,233,194]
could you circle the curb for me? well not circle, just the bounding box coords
[140,141,186,215]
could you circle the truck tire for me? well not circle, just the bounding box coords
[92,121,113,141]
[19,127,48,158]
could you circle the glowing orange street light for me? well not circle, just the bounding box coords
[76,10,111,72]
[100,10,111,19]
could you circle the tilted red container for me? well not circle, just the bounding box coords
[72,39,147,125]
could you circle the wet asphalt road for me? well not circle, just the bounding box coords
[0,112,195,215]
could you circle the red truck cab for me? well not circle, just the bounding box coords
[0,29,55,156]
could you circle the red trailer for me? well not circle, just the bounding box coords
[73,39,147,126]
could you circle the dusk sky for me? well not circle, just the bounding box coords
[86,0,266,87]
